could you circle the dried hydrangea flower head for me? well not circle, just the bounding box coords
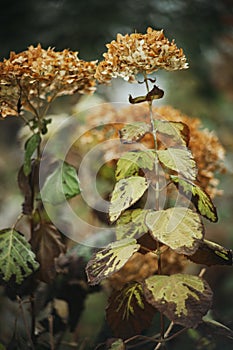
[95,27,188,84]
[0,44,97,118]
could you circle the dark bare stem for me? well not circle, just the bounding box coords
[48,314,55,350]
[30,294,36,344]
[17,296,35,350]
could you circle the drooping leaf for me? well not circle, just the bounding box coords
[157,147,197,180]
[106,282,156,338]
[23,133,41,176]
[154,120,190,146]
[119,122,151,143]
[109,176,149,223]
[0,228,39,284]
[128,85,164,104]
[170,175,218,222]
[143,274,213,327]
[116,209,149,240]
[41,161,81,205]
[199,317,233,341]
[145,207,203,255]
[86,238,140,285]
[187,239,233,266]
[115,150,156,181]
[30,223,66,283]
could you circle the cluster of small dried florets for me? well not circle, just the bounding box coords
[0,44,97,118]
[0,28,188,118]
[95,27,188,83]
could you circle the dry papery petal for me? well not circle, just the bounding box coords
[95,27,188,84]
[0,44,97,118]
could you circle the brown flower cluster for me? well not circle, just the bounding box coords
[95,27,188,84]
[0,44,97,118]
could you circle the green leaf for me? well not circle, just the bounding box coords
[23,133,41,176]
[188,239,233,266]
[0,228,39,284]
[109,176,149,222]
[154,119,190,146]
[119,122,151,143]
[145,207,203,255]
[157,147,197,180]
[170,176,218,222]
[116,209,149,240]
[143,274,213,327]
[41,161,81,205]
[86,238,140,285]
[109,339,125,350]
[106,282,155,338]
[115,150,155,181]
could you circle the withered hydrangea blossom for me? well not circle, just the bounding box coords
[95,27,188,83]
[0,44,97,118]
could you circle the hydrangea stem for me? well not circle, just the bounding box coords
[144,73,164,340]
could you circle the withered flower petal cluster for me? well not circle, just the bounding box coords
[95,27,188,84]
[0,44,97,118]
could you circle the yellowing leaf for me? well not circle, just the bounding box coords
[115,150,155,181]
[154,120,190,146]
[170,176,218,222]
[86,238,140,285]
[143,274,212,327]
[188,239,233,266]
[157,148,197,180]
[116,209,149,240]
[0,228,39,284]
[109,176,149,223]
[106,282,155,338]
[119,122,150,143]
[145,208,203,255]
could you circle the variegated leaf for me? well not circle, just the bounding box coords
[145,207,203,255]
[109,176,149,223]
[170,175,218,222]
[157,148,197,180]
[106,282,155,338]
[188,239,233,266]
[143,274,213,327]
[119,122,150,143]
[86,238,140,285]
[0,229,39,284]
[115,150,155,181]
[116,209,149,240]
[154,119,190,146]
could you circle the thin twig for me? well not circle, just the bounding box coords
[17,296,35,350]
[48,314,55,350]
[199,268,206,278]
[154,322,174,350]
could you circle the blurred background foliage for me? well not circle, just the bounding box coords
[0,0,233,348]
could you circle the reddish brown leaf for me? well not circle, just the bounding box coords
[30,223,66,282]
[106,282,156,339]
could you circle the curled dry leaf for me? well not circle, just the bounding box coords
[30,223,66,283]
